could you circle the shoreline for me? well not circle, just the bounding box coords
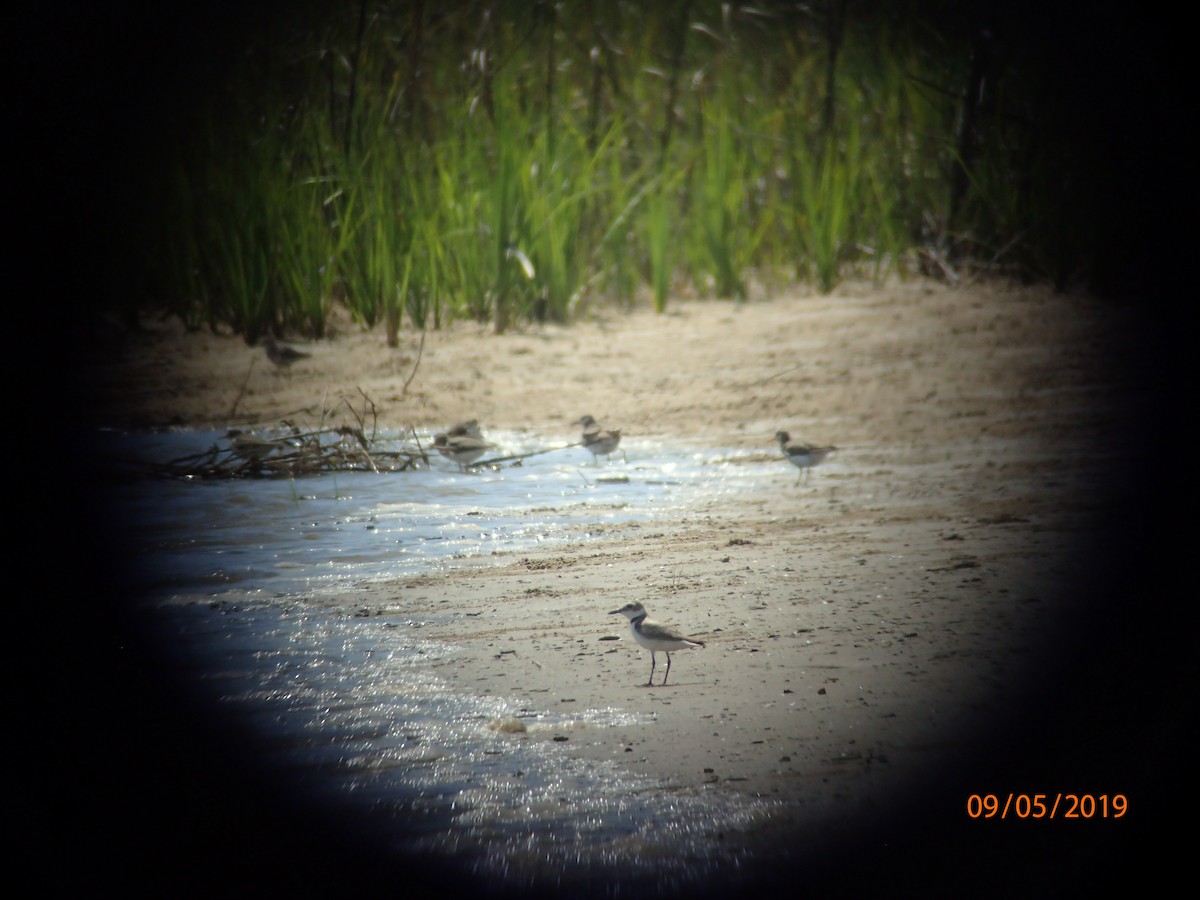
[83,278,1168,893]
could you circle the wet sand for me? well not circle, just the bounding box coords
[78,278,1177,895]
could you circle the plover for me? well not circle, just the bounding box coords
[261,334,310,369]
[433,432,495,471]
[610,601,705,686]
[575,415,623,463]
[436,419,483,441]
[226,429,289,463]
[775,431,837,484]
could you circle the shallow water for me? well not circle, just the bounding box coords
[100,428,768,600]
[102,427,802,894]
[152,600,775,894]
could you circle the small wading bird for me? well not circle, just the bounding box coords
[610,601,705,687]
[226,429,290,464]
[575,414,623,464]
[433,432,495,471]
[435,419,484,441]
[261,334,310,369]
[775,431,837,485]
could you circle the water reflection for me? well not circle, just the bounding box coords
[151,594,776,894]
[106,428,787,894]
[99,428,768,601]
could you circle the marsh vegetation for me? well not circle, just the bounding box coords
[122,1,1136,341]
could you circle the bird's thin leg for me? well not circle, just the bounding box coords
[663,652,672,686]
[647,652,656,687]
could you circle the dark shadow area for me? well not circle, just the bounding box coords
[23,1,1187,896]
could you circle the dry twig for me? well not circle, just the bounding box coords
[150,390,428,479]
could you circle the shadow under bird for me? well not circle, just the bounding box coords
[575,414,624,463]
[774,431,837,484]
[610,601,705,686]
[261,334,310,369]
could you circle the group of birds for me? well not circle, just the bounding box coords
[430,413,627,471]
[257,335,836,483]
[432,417,836,485]
[427,422,835,687]
[254,333,835,688]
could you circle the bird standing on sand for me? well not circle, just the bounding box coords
[610,601,705,687]
[433,432,495,471]
[575,415,623,464]
[261,334,310,369]
[774,431,837,485]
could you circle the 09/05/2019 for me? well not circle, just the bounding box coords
[966,793,1127,820]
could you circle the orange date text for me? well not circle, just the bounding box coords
[966,793,1127,820]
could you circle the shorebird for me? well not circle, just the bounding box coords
[261,334,310,369]
[434,419,484,441]
[774,431,837,485]
[575,415,624,464]
[610,601,705,687]
[226,429,289,463]
[433,432,495,471]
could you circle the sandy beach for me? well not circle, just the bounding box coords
[79,277,1177,895]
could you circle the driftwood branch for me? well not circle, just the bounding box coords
[473,442,581,468]
[141,391,586,480]
[150,390,428,479]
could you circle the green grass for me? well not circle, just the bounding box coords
[135,3,1089,339]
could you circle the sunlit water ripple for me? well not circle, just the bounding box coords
[100,427,799,894]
